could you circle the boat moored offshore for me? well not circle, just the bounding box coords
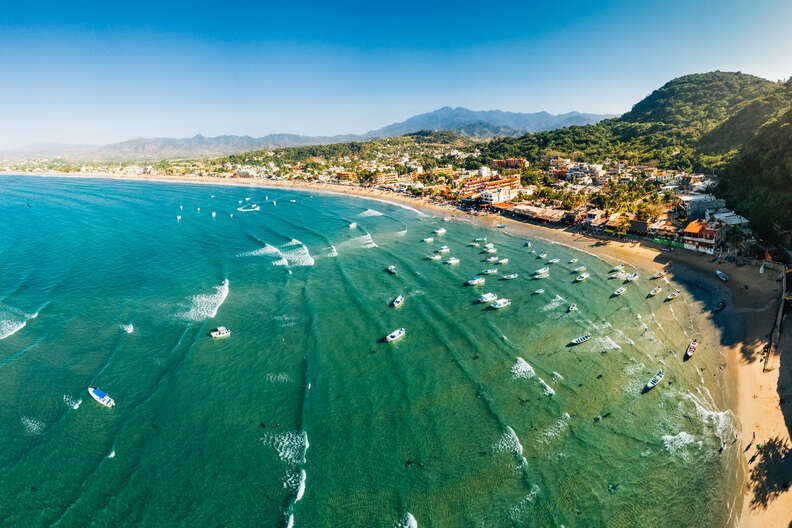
[575,272,590,282]
[649,286,662,296]
[445,257,460,265]
[391,295,405,308]
[685,339,698,358]
[467,276,485,286]
[482,268,498,275]
[385,328,406,342]
[570,333,591,345]
[501,273,519,280]
[386,265,398,274]
[645,370,664,390]
[490,298,511,310]
[209,326,231,338]
[88,387,115,408]
[478,292,497,303]
[613,286,627,296]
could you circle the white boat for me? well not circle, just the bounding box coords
[349,222,358,229]
[575,272,590,282]
[570,333,591,345]
[524,241,532,247]
[176,215,181,221]
[715,269,728,282]
[613,286,627,296]
[666,289,681,301]
[649,286,662,296]
[651,270,667,279]
[485,256,499,262]
[535,266,550,274]
[645,370,664,390]
[427,254,441,261]
[685,339,698,358]
[209,326,231,338]
[391,295,405,308]
[530,249,536,254]
[437,246,450,253]
[613,264,624,271]
[475,237,487,243]
[548,258,560,264]
[484,242,495,249]
[568,303,577,312]
[490,298,511,309]
[468,242,479,247]
[467,276,485,286]
[538,252,547,259]
[533,289,545,294]
[88,387,115,408]
[211,211,216,218]
[626,273,639,282]
[445,257,460,265]
[485,247,497,254]
[534,272,550,279]
[501,273,519,280]
[569,258,578,263]
[435,227,447,235]
[423,237,434,243]
[498,258,509,265]
[385,328,406,342]
[609,272,624,280]
[386,265,398,274]
[574,266,586,272]
[482,268,498,275]
[478,292,497,303]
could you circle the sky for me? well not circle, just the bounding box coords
[0,0,791,148]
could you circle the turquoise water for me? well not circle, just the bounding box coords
[0,175,740,527]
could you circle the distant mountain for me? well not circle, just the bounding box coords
[0,107,613,162]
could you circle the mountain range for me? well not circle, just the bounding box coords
[0,107,613,162]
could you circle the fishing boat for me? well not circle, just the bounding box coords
[666,289,681,301]
[478,292,497,303]
[467,276,485,286]
[569,258,578,264]
[391,295,405,308]
[685,339,698,358]
[574,266,586,272]
[486,255,499,262]
[626,273,639,282]
[649,286,662,296]
[427,254,441,260]
[568,303,577,312]
[385,328,406,342]
[490,298,511,309]
[612,264,624,271]
[485,248,497,254]
[575,272,590,282]
[538,252,547,259]
[502,273,519,280]
[209,326,231,338]
[437,246,450,253]
[570,333,591,345]
[651,270,667,279]
[548,258,560,264]
[535,266,550,274]
[445,257,460,265]
[613,286,627,296]
[484,242,495,249]
[524,241,532,247]
[645,370,664,390]
[534,272,550,279]
[715,269,729,282]
[88,387,115,408]
[482,268,498,275]
[435,227,447,235]
[386,265,398,274]
[533,289,545,294]
[498,258,509,265]
[423,237,434,243]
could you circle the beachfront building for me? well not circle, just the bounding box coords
[678,193,726,219]
[375,172,412,185]
[481,186,521,204]
[683,219,725,254]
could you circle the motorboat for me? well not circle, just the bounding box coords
[490,298,511,309]
[645,370,664,390]
[423,237,434,243]
[524,241,532,247]
[496,224,506,229]
[427,254,441,260]
[685,339,698,358]
[569,258,578,263]
[651,270,667,279]
[567,303,577,312]
[437,246,450,253]
[88,387,115,408]
[535,266,550,274]
[715,269,728,282]
[538,252,547,259]
[485,255,499,262]
[666,289,681,301]
[349,222,358,229]
[386,265,398,274]
[209,326,231,338]
[548,258,560,264]
[386,328,406,342]
[501,273,518,280]
[482,268,498,275]
[391,295,405,308]
[533,289,545,294]
[649,286,662,296]
[612,264,624,271]
[485,248,497,254]
[468,242,480,247]
[498,258,509,265]
[626,273,639,282]
[475,237,487,243]
[570,333,591,345]
[435,227,447,235]
[445,257,460,265]
[467,276,485,286]
[574,266,586,272]
[534,272,550,279]
[613,286,627,296]
[478,292,497,303]
[575,272,590,282]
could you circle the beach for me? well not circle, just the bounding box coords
[6,171,790,526]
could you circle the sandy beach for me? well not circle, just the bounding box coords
[10,171,791,526]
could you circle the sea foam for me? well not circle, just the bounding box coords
[358,208,384,217]
[280,239,315,267]
[511,357,536,379]
[183,279,229,321]
[395,512,418,528]
[261,430,309,465]
[0,304,34,340]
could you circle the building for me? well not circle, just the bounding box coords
[584,209,606,228]
[683,219,725,254]
[678,194,726,219]
[492,158,529,169]
[481,187,521,204]
[431,166,454,178]
[375,172,412,185]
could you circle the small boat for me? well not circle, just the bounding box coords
[490,298,511,309]
[569,258,578,264]
[568,303,577,312]
[651,270,667,279]
[645,370,664,390]
[445,257,460,265]
[386,265,398,274]
[391,295,405,308]
[349,222,358,229]
[538,252,547,259]
[498,258,509,265]
[176,215,182,221]
[649,286,662,296]
[574,266,586,272]
[423,237,434,243]
[437,246,450,253]
[612,264,624,271]
[626,273,639,282]
[530,250,536,254]
[211,211,216,218]
[386,328,406,342]
[482,268,498,275]
[715,269,728,282]
[502,273,519,280]
[88,387,115,408]
[484,243,495,249]
[535,266,550,274]
[475,237,487,243]
[534,272,550,279]
[533,289,545,294]
[570,333,591,345]
[575,272,590,282]
[613,286,627,296]
[435,227,447,235]
[524,241,532,247]
[467,276,485,286]
[485,248,497,254]
[427,254,441,261]
[496,224,506,229]
[486,256,499,262]
[468,242,480,247]
[478,292,497,303]
[666,289,681,301]
[548,258,560,264]
[685,339,698,358]
[609,272,624,280]
[209,326,231,338]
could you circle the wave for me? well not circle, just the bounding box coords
[237,244,282,258]
[493,425,524,458]
[348,233,378,249]
[295,469,306,502]
[537,377,556,396]
[358,208,384,217]
[0,304,40,340]
[662,431,701,460]
[541,295,565,311]
[121,324,134,334]
[326,245,338,257]
[261,430,309,465]
[107,449,116,458]
[509,484,541,521]
[21,416,44,435]
[280,239,315,267]
[538,413,571,444]
[183,279,229,321]
[511,357,535,379]
[395,512,418,528]
[595,336,622,350]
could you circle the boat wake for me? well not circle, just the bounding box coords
[21,416,44,435]
[541,295,565,311]
[280,239,315,267]
[183,279,229,321]
[63,394,82,410]
[394,512,418,528]
[121,323,134,334]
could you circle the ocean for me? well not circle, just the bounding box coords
[0,175,741,527]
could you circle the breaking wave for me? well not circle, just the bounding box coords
[183,279,229,321]
[542,295,565,311]
[261,430,309,465]
[358,208,384,217]
[511,357,535,379]
[280,239,315,267]
[21,416,44,435]
[394,512,418,528]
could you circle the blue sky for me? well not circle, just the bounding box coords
[1,0,790,148]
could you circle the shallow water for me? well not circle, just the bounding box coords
[0,175,740,527]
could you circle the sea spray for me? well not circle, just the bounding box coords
[183,279,229,321]
[394,512,418,528]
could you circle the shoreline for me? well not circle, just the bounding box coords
[6,171,790,526]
